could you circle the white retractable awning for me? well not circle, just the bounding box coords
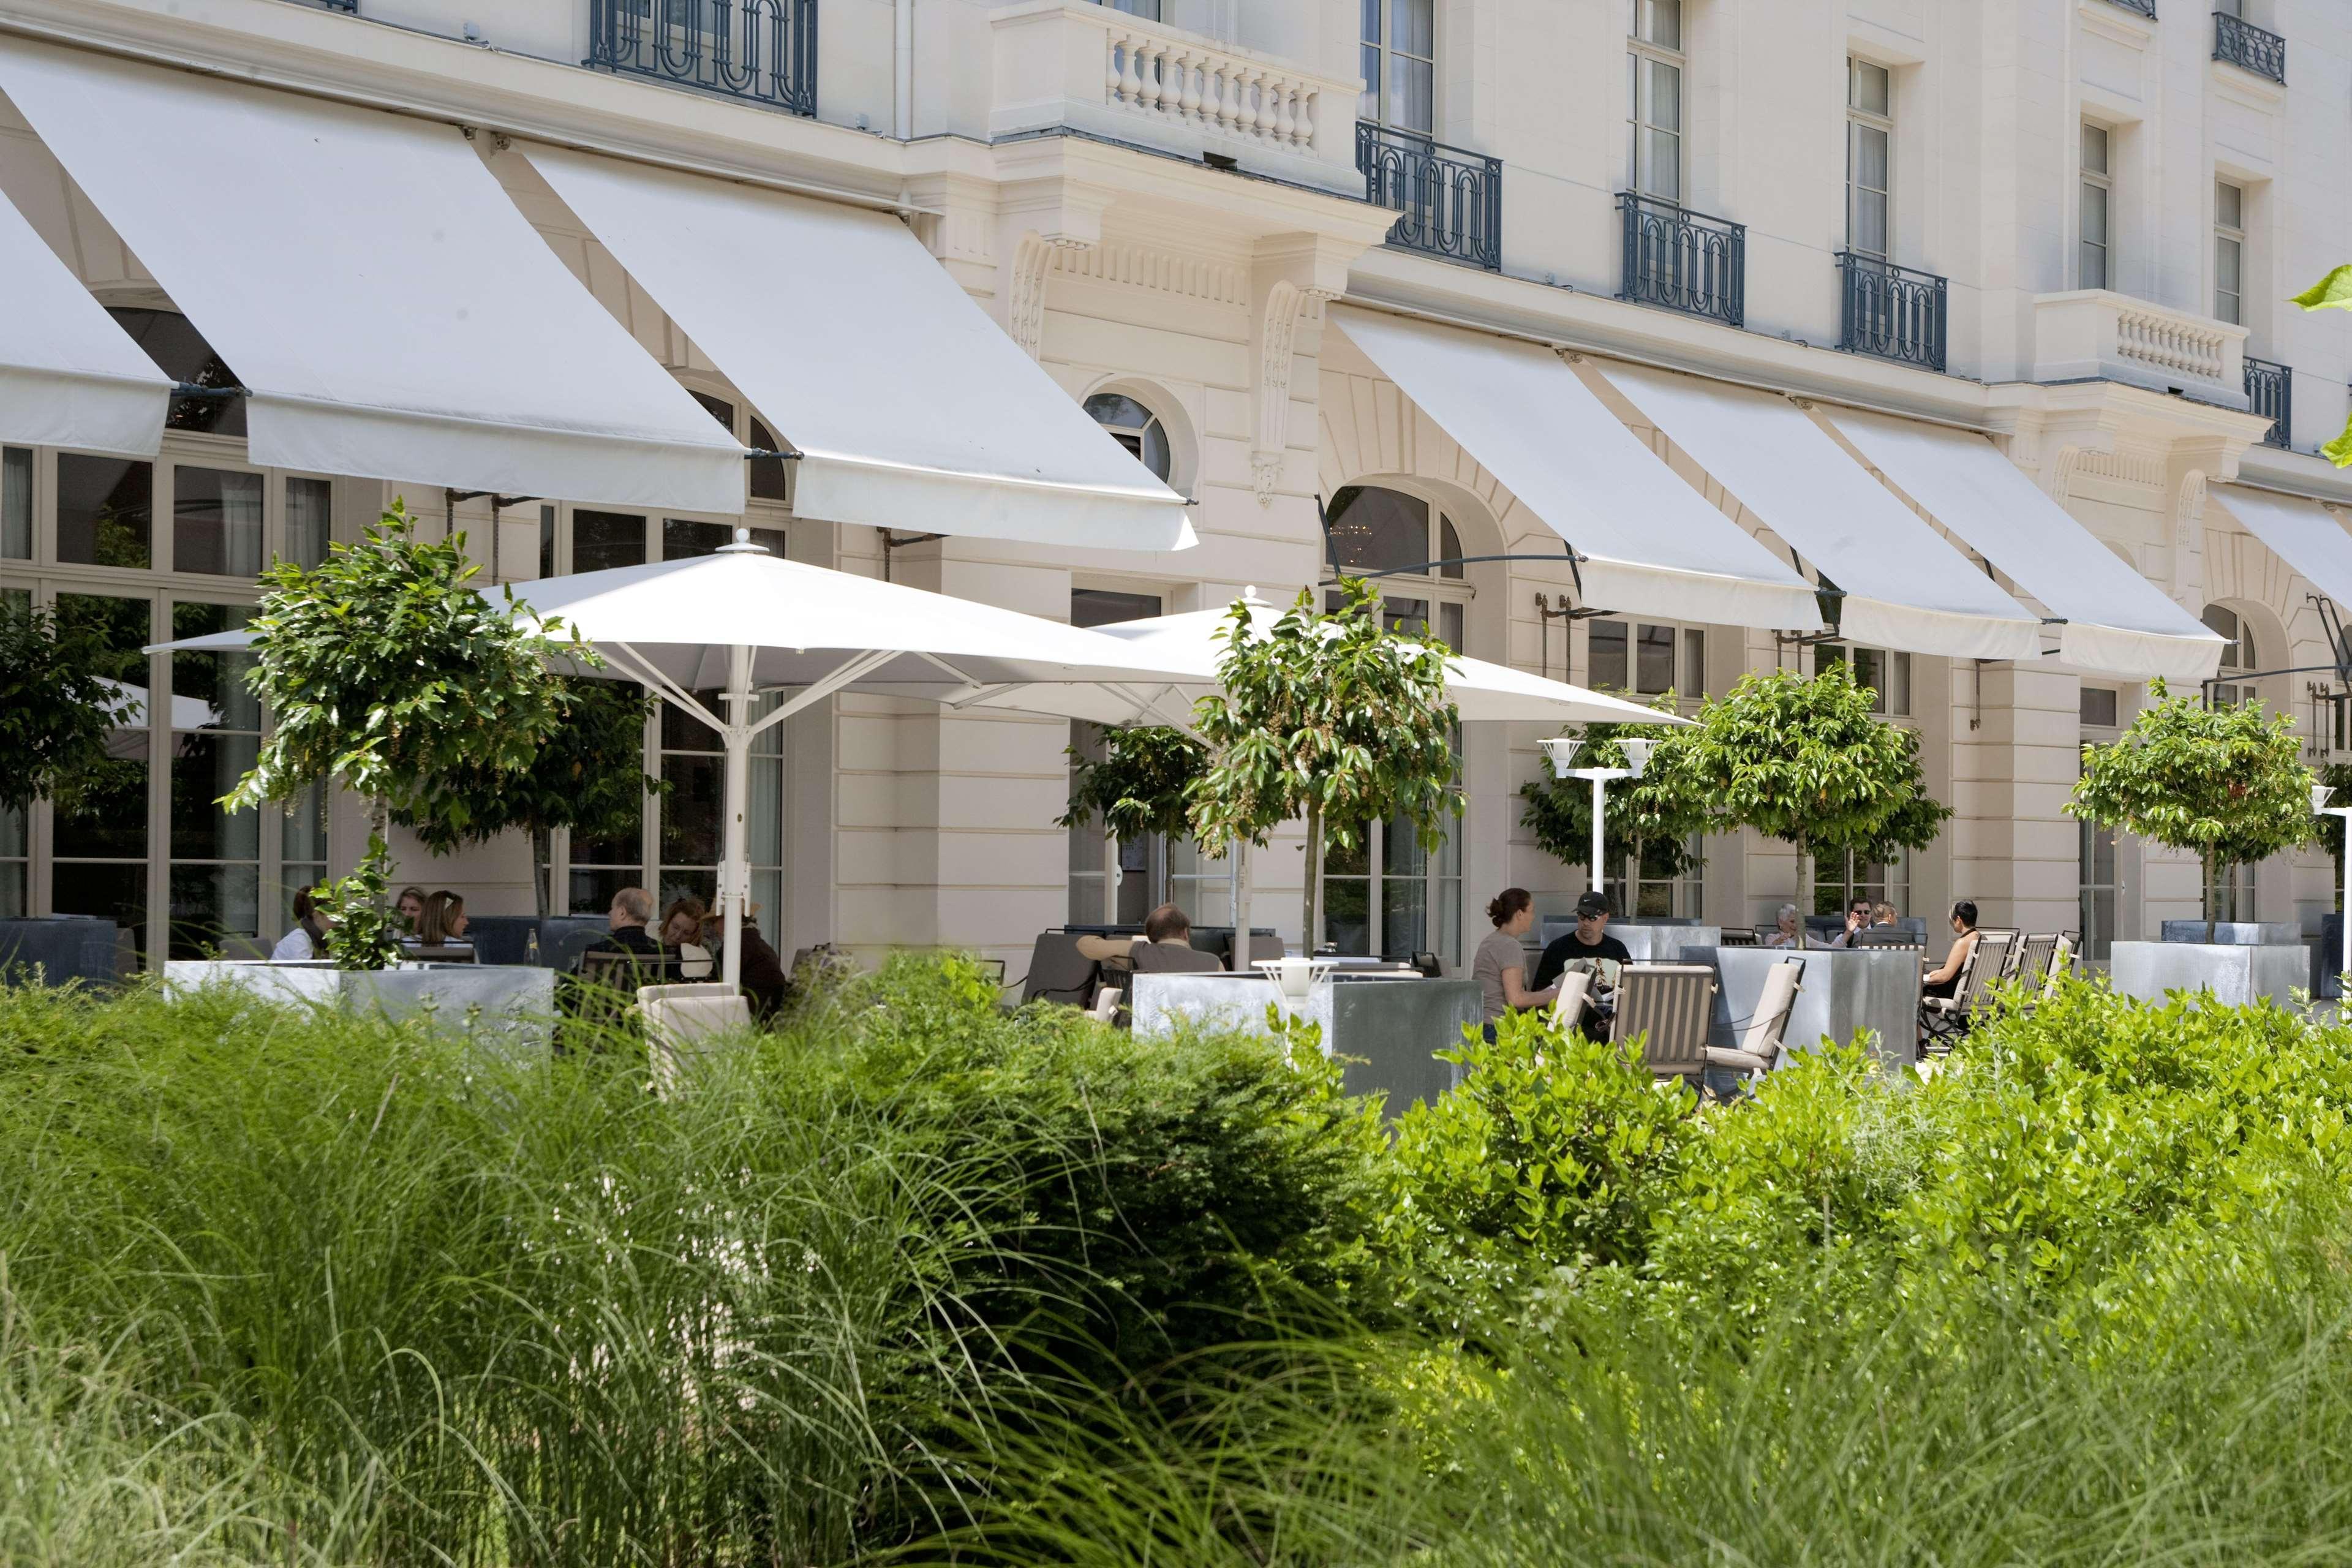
[0,40,744,512]
[0,183,167,455]
[519,145,1194,551]
[1327,307,1821,630]
[1829,410,2225,683]
[2209,486,2352,619]
[1594,363,2044,662]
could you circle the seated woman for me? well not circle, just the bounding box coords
[1471,888,1558,1040]
[660,896,714,980]
[1762,903,1804,949]
[1922,900,1982,999]
[415,890,470,949]
[271,886,331,962]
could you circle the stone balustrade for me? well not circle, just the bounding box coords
[2031,290,2249,407]
[989,1,1362,194]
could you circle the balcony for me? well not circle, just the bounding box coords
[988,2,1363,194]
[1837,253,1947,372]
[2029,291,2248,406]
[1355,125,1501,271]
[2214,12,2286,84]
[586,0,817,117]
[2245,356,2292,449]
[1617,194,1744,328]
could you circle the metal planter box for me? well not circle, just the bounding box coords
[2108,941,2308,1009]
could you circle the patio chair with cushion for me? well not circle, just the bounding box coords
[1717,927,1760,948]
[638,982,752,1096]
[1921,929,2015,1055]
[1610,963,1719,1087]
[1090,986,1123,1023]
[2010,933,2059,990]
[1704,956,1806,1090]
[1549,969,1592,1035]
[1020,932,1100,1007]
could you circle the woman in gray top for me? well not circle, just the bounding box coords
[1472,888,1558,1033]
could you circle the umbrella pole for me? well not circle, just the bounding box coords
[721,643,751,993]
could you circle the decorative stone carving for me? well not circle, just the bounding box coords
[2170,467,2209,611]
[1250,279,1338,505]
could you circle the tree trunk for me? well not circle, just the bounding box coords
[1301,801,1324,957]
[1794,845,1811,950]
[368,795,391,908]
[2205,848,2220,943]
[1842,848,1855,907]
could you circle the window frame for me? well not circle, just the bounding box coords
[1845,58,1893,261]
[2080,122,2113,292]
[1626,0,1686,203]
[2214,177,2245,327]
[1360,0,1436,136]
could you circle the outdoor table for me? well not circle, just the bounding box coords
[1129,970,1482,1114]
[1693,946,1920,1071]
[165,960,558,1055]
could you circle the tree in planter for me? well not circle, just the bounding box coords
[1667,662,1951,939]
[0,599,135,820]
[2070,680,2316,941]
[1518,704,1711,910]
[392,676,663,918]
[226,499,593,966]
[1186,579,1461,954]
[1057,723,1208,918]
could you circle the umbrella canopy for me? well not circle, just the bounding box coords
[907,595,1695,729]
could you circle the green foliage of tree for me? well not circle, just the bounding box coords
[309,834,405,972]
[2295,266,2352,465]
[2070,679,2317,940]
[227,498,593,881]
[0,600,133,817]
[1518,703,1711,884]
[1058,725,1207,842]
[1186,579,1461,947]
[1664,662,1951,916]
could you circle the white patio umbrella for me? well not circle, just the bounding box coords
[894,590,1694,965]
[155,535,1205,990]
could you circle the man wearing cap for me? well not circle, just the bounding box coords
[1530,890,1633,1001]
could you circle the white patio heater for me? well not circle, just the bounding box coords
[2318,782,2351,994]
[1539,735,1656,910]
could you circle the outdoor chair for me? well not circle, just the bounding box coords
[2010,933,2059,990]
[1610,963,1719,1087]
[1089,986,1123,1023]
[1921,929,2015,1055]
[1020,932,1099,1007]
[1717,927,1760,948]
[1703,956,1806,1093]
[1548,969,1592,1035]
[637,982,751,1096]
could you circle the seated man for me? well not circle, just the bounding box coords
[1532,891,1632,1037]
[572,887,664,974]
[1825,897,1876,948]
[1076,903,1199,969]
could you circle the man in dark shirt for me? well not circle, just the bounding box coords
[573,886,664,970]
[1531,890,1633,992]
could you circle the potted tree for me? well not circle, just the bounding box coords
[2072,680,2317,1003]
[185,500,596,1030]
[1185,579,1460,968]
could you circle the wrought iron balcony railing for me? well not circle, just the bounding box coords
[2214,12,2286,83]
[1355,124,1502,271]
[586,0,816,116]
[1617,193,1745,328]
[2106,0,2155,17]
[1836,253,1947,372]
[2245,355,2292,450]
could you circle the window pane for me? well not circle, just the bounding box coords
[51,861,146,971]
[282,780,328,867]
[1072,588,1164,627]
[1392,56,1434,134]
[1646,58,1681,134]
[2081,181,2108,246]
[1853,188,1889,258]
[1361,41,1381,123]
[2081,239,2108,292]
[1643,128,1681,202]
[2081,123,2108,175]
[1855,124,1889,190]
[1683,628,1705,696]
[2216,179,2242,229]
[568,867,641,918]
[1853,646,1887,712]
[660,753,723,869]
[1362,0,1380,45]
[1380,597,1431,637]
[662,688,723,752]
[173,467,265,577]
[746,416,791,503]
[690,390,735,430]
[1438,516,1463,579]
[1,448,27,559]
[1890,652,1912,716]
[571,510,647,575]
[284,477,332,570]
[171,732,260,862]
[662,518,784,560]
[1636,623,1675,694]
[2079,687,2119,727]
[56,456,152,569]
[1850,59,1889,116]
[538,505,557,580]
[168,863,260,959]
[1637,0,1680,49]
[1439,600,1464,652]
[1589,620,1629,690]
[1395,0,1433,58]
[1324,486,1431,575]
[1138,420,1171,482]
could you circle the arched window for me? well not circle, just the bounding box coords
[2203,604,2261,708]
[1084,393,1172,482]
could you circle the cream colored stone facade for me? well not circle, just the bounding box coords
[5,0,2351,977]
